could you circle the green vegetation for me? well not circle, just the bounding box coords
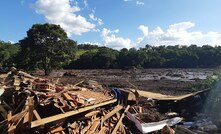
[0,41,19,68]
[70,44,221,69]
[1,23,221,74]
[192,69,221,91]
[17,23,77,75]
[75,49,98,59]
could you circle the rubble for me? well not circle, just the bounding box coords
[0,68,125,133]
[0,68,218,134]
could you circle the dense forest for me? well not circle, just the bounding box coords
[68,44,221,69]
[1,41,221,69]
[1,23,221,74]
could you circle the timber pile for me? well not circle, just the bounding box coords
[0,68,131,134]
[0,68,216,134]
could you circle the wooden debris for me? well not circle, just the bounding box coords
[112,105,130,134]
[50,126,64,133]
[31,99,117,128]
[101,105,123,125]
[0,69,194,134]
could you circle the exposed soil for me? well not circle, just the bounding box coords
[36,68,215,96]
[135,110,166,123]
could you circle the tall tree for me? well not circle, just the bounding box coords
[18,23,77,75]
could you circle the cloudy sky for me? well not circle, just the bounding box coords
[0,0,221,49]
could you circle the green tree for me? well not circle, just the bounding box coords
[0,41,20,68]
[72,50,97,69]
[18,23,77,75]
[93,47,118,68]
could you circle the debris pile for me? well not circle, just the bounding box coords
[0,68,217,134]
[0,68,126,133]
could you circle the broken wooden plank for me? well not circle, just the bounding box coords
[8,125,16,134]
[50,126,64,133]
[63,93,74,101]
[99,126,109,134]
[85,119,100,134]
[138,106,143,113]
[23,97,34,125]
[6,109,29,134]
[111,105,130,134]
[33,110,41,120]
[69,121,77,129]
[101,105,123,125]
[62,93,77,108]
[85,110,100,117]
[7,111,12,129]
[119,124,126,134]
[28,97,34,126]
[31,99,117,128]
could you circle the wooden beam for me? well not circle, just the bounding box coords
[85,110,100,117]
[111,105,130,134]
[0,109,27,129]
[50,126,64,133]
[85,119,100,134]
[33,110,41,120]
[31,99,117,128]
[101,105,123,124]
[7,111,12,129]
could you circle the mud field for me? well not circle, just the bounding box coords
[42,68,215,96]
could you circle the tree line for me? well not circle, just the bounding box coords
[1,23,221,74]
[70,44,221,69]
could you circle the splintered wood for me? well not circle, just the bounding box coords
[0,68,129,134]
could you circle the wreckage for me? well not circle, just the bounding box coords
[0,68,219,134]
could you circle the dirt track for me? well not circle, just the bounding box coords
[41,68,215,96]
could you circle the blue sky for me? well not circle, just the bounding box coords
[0,0,221,49]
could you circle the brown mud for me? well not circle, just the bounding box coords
[36,68,214,96]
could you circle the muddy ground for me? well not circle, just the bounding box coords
[36,68,215,96]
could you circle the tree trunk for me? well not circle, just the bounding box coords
[44,69,49,76]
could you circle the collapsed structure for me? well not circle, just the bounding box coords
[0,68,219,134]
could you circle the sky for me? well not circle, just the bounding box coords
[0,0,221,50]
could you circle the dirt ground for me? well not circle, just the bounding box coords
[36,68,215,96]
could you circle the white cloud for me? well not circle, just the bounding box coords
[8,40,16,44]
[89,13,104,25]
[34,0,95,36]
[101,28,133,50]
[137,21,221,47]
[138,25,148,36]
[136,1,144,6]
[92,28,101,32]
[124,0,145,6]
[81,41,101,46]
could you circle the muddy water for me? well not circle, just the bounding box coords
[47,68,215,96]
[136,71,211,81]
